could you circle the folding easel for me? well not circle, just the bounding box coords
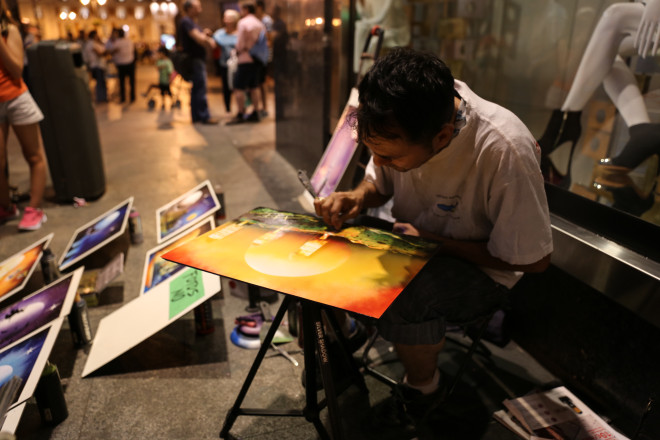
[219,291,368,440]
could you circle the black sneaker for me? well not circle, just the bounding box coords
[371,382,447,429]
[246,111,260,123]
[226,114,245,125]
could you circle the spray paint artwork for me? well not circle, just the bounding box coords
[163,207,438,318]
[0,234,53,302]
[141,218,214,294]
[0,318,63,409]
[0,269,82,350]
[59,198,133,271]
[310,89,360,198]
[156,180,220,243]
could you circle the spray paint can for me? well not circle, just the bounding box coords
[128,208,144,244]
[34,362,68,425]
[214,183,226,224]
[194,301,215,335]
[40,248,61,285]
[68,293,93,347]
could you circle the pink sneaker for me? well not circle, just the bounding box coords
[0,204,19,223]
[18,207,47,231]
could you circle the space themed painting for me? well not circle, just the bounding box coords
[156,180,220,244]
[141,218,214,294]
[0,268,82,350]
[0,318,64,409]
[59,198,133,271]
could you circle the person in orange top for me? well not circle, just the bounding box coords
[0,1,47,230]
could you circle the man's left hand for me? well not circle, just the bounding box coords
[392,222,421,237]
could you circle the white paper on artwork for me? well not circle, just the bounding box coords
[81,271,220,377]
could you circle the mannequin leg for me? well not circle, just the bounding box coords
[562,3,644,111]
[538,3,645,186]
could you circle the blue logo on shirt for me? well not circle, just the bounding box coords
[436,203,458,212]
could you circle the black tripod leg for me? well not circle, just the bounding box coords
[324,310,368,393]
[305,301,344,440]
[301,301,331,440]
[219,294,291,439]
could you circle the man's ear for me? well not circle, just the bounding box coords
[431,123,454,154]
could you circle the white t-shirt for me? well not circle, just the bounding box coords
[364,80,553,288]
[107,37,134,65]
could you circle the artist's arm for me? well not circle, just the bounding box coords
[314,179,390,229]
[393,222,551,273]
[0,24,24,80]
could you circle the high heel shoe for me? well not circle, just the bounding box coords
[592,177,655,217]
[537,110,582,188]
[600,123,660,170]
[641,177,660,226]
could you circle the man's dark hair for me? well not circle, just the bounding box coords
[256,0,266,10]
[183,0,195,12]
[242,3,256,14]
[356,47,455,146]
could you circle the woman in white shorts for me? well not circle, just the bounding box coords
[0,2,47,231]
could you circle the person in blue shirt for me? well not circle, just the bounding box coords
[213,9,239,114]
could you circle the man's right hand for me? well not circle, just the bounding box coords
[313,191,364,230]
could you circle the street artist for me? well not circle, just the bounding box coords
[314,47,553,428]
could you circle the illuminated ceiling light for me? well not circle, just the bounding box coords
[315,17,323,25]
[331,18,341,27]
[305,19,311,27]
[59,11,68,20]
[68,11,77,19]
[168,3,178,14]
[97,0,107,5]
[160,2,168,12]
[80,0,90,5]
[122,24,130,33]
[149,2,159,14]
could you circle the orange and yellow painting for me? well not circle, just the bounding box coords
[0,235,52,301]
[163,207,438,318]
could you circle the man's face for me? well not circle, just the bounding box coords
[189,0,202,16]
[365,135,437,172]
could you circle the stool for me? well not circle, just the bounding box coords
[360,310,498,408]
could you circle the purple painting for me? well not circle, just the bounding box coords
[0,276,74,350]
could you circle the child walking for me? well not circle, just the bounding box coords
[142,47,174,109]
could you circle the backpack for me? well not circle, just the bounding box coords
[249,30,268,66]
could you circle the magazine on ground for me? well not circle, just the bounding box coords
[494,386,629,440]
